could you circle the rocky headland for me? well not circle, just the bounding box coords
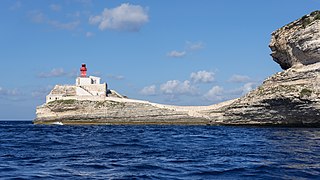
[34,11,320,126]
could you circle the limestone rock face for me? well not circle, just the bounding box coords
[203,63,320,126]
[34,63,320,126]
[34,11,320,126]
[34,98,211,125]
[270,11,320,69]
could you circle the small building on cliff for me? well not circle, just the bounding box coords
[46,64,111,103]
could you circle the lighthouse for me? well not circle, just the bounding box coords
[76,63,101,85]
[80,64,87,77]
[45,63,113,103]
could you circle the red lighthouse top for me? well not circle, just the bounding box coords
[80,64,87,77]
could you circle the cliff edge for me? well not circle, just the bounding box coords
[203,62,320,126]
[270,11,320,69]
[34,11,320,126]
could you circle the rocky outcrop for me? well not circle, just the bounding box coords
[270,11,320,69]
[34,11,320,126]
[50,85,76,96]
[34,98,212,125]
[203,63,320,126]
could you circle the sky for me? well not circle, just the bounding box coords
[0,0,319,120]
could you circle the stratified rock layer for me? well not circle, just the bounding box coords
[270,11,320,69]
[203,63,320,126]
[34,98,211,125]
[34,11,320,126]
[35,63,320,126]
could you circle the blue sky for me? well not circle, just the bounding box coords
[0,0,319,120]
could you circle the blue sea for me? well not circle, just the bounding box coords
[0,121,319,179]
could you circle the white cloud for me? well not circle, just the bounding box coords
[37,68,65,78]
[228,74,251,83]
[0,86,25,101]
[204,86,224,101]
[28,10,80,31]
[37,68,77,78]
[48,20,80,30]
[167,41,204,58]
[140,85,157,96]
[50,4,61,12]
[160,80,196,95]
[89,3,149,32]
[167,50,186,58]
[0,87,20,96]
[10,1,22,11]
[28,10,46,23]
[203,83,256,103]
[228,82,257,96]
[190,70,215,83]
[186,41,204,51]
[241,82,256,94]
[31,85,53,99]
[86,31,94,37]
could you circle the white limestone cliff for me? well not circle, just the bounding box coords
[34,11,320,126]
[270,11,320,69]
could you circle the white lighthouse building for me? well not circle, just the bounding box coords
[46,64,111,103]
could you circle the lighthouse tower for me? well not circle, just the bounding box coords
[80,63,87,77]
[76,64,101,85]
[75,63,107,97]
